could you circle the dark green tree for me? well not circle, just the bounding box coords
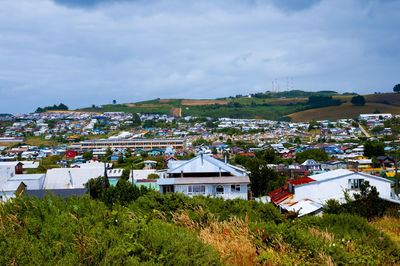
[351,95,366,106]
[363,140,384,158]
[393,83,400,93]
[255,149,278,164]
[248,159,284,197]
[132,113,141,127]
[82,152,93,161]
[125,148,132,158]
[105,147,113,158]
[295,148,328,163]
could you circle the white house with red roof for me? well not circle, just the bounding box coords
[269,169,399,217]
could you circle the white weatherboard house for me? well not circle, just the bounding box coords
[0,162,45,201]
[158,154,250,200]
[269,169,400,217]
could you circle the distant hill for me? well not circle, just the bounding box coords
[78,91,400,121]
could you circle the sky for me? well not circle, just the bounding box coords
[0,0,399,113]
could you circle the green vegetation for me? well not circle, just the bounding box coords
[363,140,385,158]
[295,148,329,164]
[324,181,396,219]
[1,187,399,265]
[393,83,400,93]
[74,91,400,121]
[351,95,366,106]
[35,103,69,113]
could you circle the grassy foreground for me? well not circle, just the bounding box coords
[0,192,399,265]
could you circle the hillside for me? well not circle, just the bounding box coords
[77,91,400,121]
[288,102,400,122]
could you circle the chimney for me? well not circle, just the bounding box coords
[201,152,203,165]
[181,170,183,178]
[219,167,221,177]
[224,154,227,164]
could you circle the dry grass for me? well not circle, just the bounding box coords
[371,217,400,248]
[170,107,182,117]
[289,102,400,122]
[171,209,329,266]
[125,104,136,107]
[181,100,229,106]
[308,227,335,243]
[172,210,257,265]
[159,99,172,103]
[365,93,400,106]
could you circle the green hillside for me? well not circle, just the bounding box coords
[78,91,400,121]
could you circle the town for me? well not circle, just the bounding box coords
[1,108,399,218]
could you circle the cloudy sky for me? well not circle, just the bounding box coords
[0,0,399,113]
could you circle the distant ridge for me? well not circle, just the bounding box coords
[76,91,399,121]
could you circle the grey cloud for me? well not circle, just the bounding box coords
[0,0,399,113]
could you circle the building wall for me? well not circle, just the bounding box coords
[294,174,393,203]
[173,184,247,199]
[80,139,185,151]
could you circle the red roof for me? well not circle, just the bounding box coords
[136,179,157,183]
[287,177,316,186]
[268,185,287,198]
[239,152,255,157]
[268,185,293,205]
[271,191,293,205]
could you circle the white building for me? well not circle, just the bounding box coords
[359,114,392,121]
[269,169,399,217]
[0,162,45,201]
[158,154,250,200]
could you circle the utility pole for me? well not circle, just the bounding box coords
[131,162,134,184]
[395,146,399,195]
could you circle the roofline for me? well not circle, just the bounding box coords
[295,171,393,189]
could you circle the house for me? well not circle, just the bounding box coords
[65,150,77,159]
[44,167,105,189]
[163,156,177,168]
[158,154,250,200]
[269,169,399,217]
[320,161,347,171]
[0,162,45,200]
[0,162,23,175]
[144,160,157,169]
[301,159,320,171]
[376,156,394,167]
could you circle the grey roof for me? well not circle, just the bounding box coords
[158,176,250,185]
[44,167,104,189]
[23,189,88,199]
[167,155,246,176]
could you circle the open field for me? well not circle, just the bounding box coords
[365,93,400,106]
[288,102,400,122]
[138,103,171,108]
[181,99,229,106]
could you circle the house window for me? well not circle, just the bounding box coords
[216,185,224,194]
[188,185,205,195]
[231,184,241,193]
[349,179,364,189]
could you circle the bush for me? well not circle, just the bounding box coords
[351,95,366,106]
[0,194,221,265]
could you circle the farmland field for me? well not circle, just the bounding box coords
[288,102,400,122]
[181,99,229,106]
